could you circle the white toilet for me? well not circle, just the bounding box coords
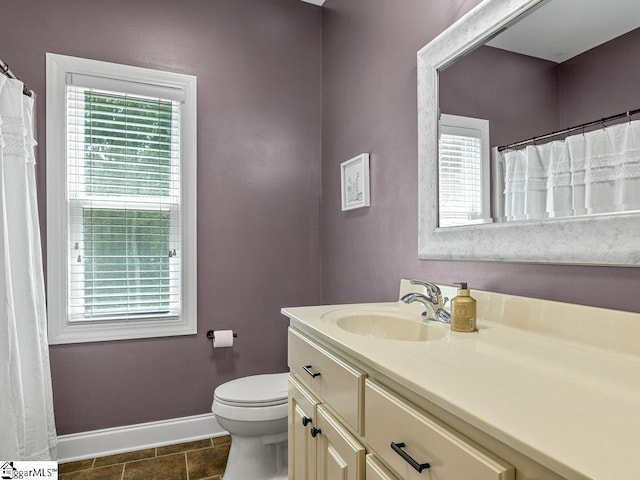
[212,372,289,480]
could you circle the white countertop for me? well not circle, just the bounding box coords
[282,298,640,480]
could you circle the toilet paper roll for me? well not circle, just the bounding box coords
[213,330,234,348]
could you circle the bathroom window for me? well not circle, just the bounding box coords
[438,114,490,227]
[46,54,197,343]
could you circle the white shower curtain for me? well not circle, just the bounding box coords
[497,119,640,221]
[0,77,57,460]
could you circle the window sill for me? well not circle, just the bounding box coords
[48,316,197,344]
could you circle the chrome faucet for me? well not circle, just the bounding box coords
[401,280,451,324]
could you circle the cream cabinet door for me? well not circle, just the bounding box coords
[315,404,365,480]
[366,455,399,480]
[289,376,319,480]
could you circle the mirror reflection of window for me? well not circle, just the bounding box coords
[438,114,491,227]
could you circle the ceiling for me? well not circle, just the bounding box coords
[487,0,640,63]
[296,0,640,62]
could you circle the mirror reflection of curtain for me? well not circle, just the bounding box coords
[497,120,640,221]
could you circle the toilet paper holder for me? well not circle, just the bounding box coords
[206,330,238,340]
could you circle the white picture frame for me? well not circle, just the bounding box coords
[341,153,370,211]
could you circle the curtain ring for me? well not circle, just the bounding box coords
[628,111,631,124]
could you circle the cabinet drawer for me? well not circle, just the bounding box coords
[365,380,514,480]
[288,328,365,434]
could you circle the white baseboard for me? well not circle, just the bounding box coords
[57,413,227,463]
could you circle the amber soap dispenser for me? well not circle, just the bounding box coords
[450,282,477,332]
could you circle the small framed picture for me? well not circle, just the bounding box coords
[341,153,370,211]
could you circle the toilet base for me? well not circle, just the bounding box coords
[222,435,287,480]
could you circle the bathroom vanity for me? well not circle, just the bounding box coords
[282,280,640,480]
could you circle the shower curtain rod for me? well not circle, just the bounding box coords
[497,107,640,152]
[0,59,33,97]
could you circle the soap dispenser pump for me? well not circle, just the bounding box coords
[450,282,477,333]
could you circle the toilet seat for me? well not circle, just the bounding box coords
[212,372,289,422]
[215,372,288,406]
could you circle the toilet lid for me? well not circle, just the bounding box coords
[214,372,288,407]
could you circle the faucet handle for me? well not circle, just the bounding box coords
[409,279,442,305]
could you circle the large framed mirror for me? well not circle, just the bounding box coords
[418,0,640,265]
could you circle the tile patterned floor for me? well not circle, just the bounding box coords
[59,436,231,480]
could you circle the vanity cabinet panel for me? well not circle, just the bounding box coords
[366,455,399,480]
[288,376,319,480]
[288,328,365,434]
[365,380,514,480]
[316,404,365,480]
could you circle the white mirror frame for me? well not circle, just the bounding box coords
[418,0,640,266]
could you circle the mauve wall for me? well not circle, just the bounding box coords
[559,26,640,128]
[440,45,559,147]
[321,0,640,312]
[1,0,322,434]
[439,26,640,146]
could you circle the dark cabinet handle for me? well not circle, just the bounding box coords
[391,442,430,473]
[302,416,312,427]
[303,365,321,378]
[310,427,322,438]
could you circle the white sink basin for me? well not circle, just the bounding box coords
[321,307,447,342]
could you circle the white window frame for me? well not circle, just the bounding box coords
[438,113,491,227]
[46,53,197,344]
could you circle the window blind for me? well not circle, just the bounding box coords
[439,132,483,227]
[66,85,182,322]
